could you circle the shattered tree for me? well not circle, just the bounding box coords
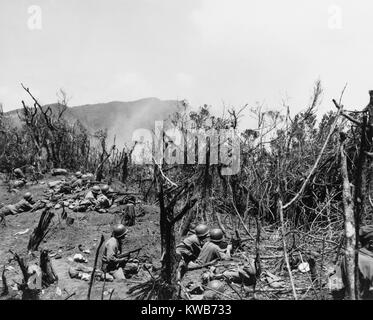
[155,163,197,299]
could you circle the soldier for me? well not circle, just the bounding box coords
[195,228,232,265]
[101,224,129,280]
[332,225,373,300]
[14,168,26,180]
[85,185,101,203]
[177,224,210,264]
[103,186,117,203]
[176,224,209,279]
[12,178,27,189]
[94,185,111,212]
[70,171,84,189]
[0,192,35,223]
[73,185,101,212]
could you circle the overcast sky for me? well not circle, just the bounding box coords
[1,0,373,127]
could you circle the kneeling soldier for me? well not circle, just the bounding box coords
[101,224,129,280]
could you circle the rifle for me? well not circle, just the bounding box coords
[220,231,252,254]
[117,247,143,260]
[112,192,141,197]
[30,200,48,212]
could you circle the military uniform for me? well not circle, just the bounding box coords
[101,237,125,280]
[14,168,25,179]
[0,199,34,222]
[70,178,83,188]
[196,241,230,265]
[73,190,99,212]
[176,234,203,264]
[332,226,373,299]
[1,199,33,216]
[96,194,110,209]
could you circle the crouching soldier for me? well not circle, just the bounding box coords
[101,224,129,280]
[58,172,82,194]
[69,171,84,189]
[73,185,101,212]
[331,225,373,300]
[58,171,84,194]
[14,168,26,180]
[94,185,111,213]
[176,224,209,279]
[194,228,232,265]
[0,192,35,224]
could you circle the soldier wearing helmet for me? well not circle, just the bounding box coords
[101,184,110,194]
[14,168,26,180]
[73,185,101,212]
[23,192,34,203]
[176,224,210,279]
[70,175,83,189]
[0,192,36,223]
[70,171,83,186]
[85,185,101,201]
[101,224,129,280]
[195,228,232,265]
[92,185,113,213]
[332,225,373,300]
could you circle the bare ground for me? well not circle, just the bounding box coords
[0,174,335,300]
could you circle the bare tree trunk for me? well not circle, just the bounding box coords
[40,249,58,287]
[121,152,129,183]
[28,209,55,252]
[87,235,105,300]
[340,134,356,300]
[353,115,367,298]
[365,91,373,224]
[156,168,178,299]
[180,209,196,236]
[278,199,297,300]
[1,265,8,296]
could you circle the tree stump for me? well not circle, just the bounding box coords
[121,204,136,226]
[40,249,58,287]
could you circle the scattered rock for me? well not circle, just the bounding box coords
[69,267,79,278]
[73,254,88,263]
[51,168,68,176]
[298,262,310,273]
[203,280,225,300]
[14,228,30,236]
[124,262,139,277]
[264,271,285,288]
[56,287,62,296]
[80,273,90,281]
[48,180,63,188]
[189,284,204,295]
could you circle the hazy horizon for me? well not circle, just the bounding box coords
[1,0,373,130]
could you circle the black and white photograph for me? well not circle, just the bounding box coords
[0,0,372,310]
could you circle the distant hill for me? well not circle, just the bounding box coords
[5,98,182,146]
